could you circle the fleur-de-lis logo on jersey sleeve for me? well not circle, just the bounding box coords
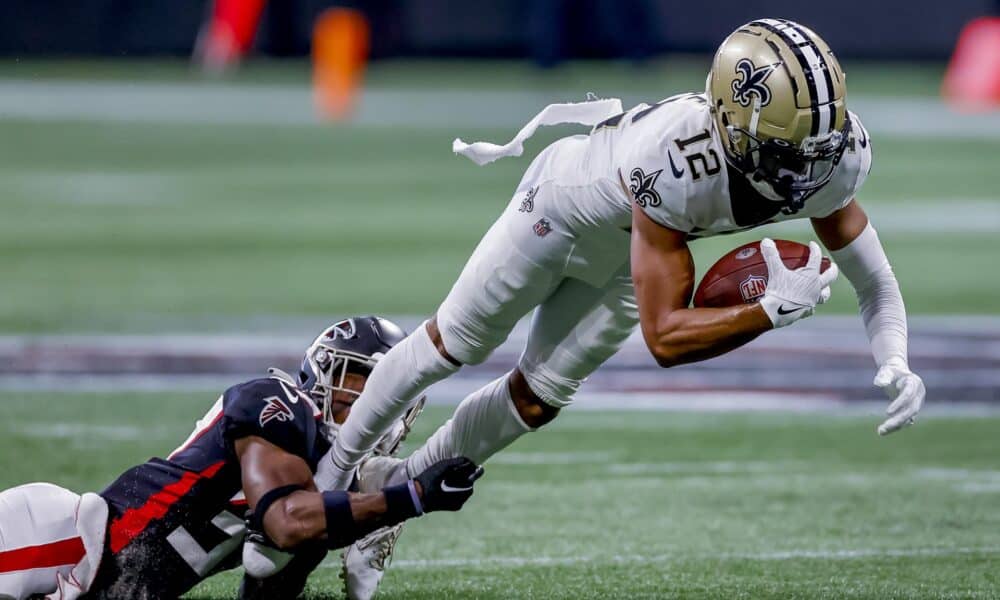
[731,59,777,107]
[629,167,663,208]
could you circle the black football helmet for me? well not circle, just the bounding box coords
[297,316,407,428]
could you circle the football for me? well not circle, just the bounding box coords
[692,240,832,308]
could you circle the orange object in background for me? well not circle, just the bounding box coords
[313,8,371,120]
[942,17,1000,111]
[195,0,268,73]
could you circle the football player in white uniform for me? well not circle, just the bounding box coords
[315,18,927,595]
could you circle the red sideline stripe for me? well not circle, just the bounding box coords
[0,536,86,573]
[108,460,225,553]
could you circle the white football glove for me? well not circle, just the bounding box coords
[758,238,840,328]
[874,358,926,436]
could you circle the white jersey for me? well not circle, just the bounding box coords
[517,93,872,239]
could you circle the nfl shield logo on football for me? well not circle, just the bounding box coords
[739,274,767,303]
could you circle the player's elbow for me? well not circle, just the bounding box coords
[644,330,685,368]
[264,497,312,550]
[642,316,686,368]
[650,344,684,368]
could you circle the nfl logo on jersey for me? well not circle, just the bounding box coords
[532,218,552,237]
[739,275,767,303]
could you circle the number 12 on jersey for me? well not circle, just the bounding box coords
[673,130,721,181]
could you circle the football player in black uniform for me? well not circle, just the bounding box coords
[0,316,483,600]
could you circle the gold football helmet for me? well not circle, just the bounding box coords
[707,19,851,205]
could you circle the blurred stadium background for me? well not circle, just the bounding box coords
[1,1,999,598]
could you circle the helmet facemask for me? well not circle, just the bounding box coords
[304,344,380,432]
[723,115,851,210]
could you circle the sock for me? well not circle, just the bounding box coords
[404,374,535,477]
[319,322,459,490]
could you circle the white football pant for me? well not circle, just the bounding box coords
[329,139,638,483]
[0,483,107,600]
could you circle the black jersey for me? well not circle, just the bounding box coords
[91,376,331,599]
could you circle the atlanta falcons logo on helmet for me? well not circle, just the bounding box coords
[731,58,777,107]
[259,396,295,427]
[325,319,357,340]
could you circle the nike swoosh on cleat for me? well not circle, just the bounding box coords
[667,150,685,178]
[439,482,474,493]
[777,305,804,315]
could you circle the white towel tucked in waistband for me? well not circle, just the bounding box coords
[452,97,623,166]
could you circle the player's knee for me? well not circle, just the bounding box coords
[431,312,508,366]
[426,316,462,366]
[509,368,561,428]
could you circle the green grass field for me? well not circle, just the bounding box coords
[2,393,998,599]
[0,60,998,333]
[1,60,998,599]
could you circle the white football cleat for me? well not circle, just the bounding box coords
[340,523,404,600]
[340,398,423,600]
[340,455,408,600]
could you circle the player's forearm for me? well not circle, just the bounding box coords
[856,273,907,367]
[643,304,772,368]
[264,485,422,550]
[829,224,909,367]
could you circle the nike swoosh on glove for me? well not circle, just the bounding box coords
[414,457,484,513]
[758,238,839,329]
[874,359,926,436]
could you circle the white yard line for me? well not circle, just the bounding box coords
[752,200,1000,234]
[489,451,618,465]
[0,80,998,139]
[2,422,172,441]
[605,460,807,475]
[912,467,1000,481]
[321,545,1000,570]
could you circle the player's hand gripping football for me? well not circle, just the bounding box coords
[874,358,925,436]
[759,238,839,328]
[414,457,484,512]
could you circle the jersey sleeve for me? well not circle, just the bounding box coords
[612,99,701,233]
[220,378,319,459]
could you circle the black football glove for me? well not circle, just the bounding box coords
[414,457,484,513]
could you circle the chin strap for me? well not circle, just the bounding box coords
[267,367,298,385]
[748,96,762,136]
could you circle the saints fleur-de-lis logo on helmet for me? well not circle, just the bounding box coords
[731,58,777,107]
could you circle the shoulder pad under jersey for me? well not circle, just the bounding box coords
[220,377,322,459]
[807,112,874,218]
[614,94,723,232]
